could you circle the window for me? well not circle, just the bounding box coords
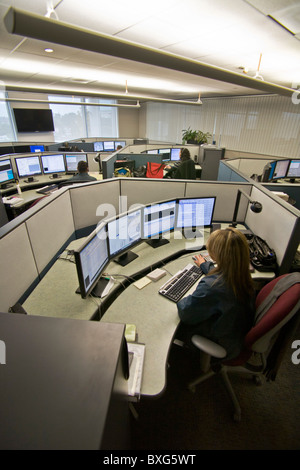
[0,90,16,142]
[85,98,118,137]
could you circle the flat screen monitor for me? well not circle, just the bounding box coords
[74,223,110,299]
[65,154,87,173]
[13,108,54,133]
[143,199,176,248]
[41,154,65,178]
[93,141,104,152]
[107,208,142,266]
[287,160,300,181]
[176,197,216,239]
[15,155,42,182]
[114,141,126,149]
[30,145,45,153]
[170,148,181,161]
[147,150,159,154]
[0,159,14,188]
[103,141,115,152]
[271,160,290,180]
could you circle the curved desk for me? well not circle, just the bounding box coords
[23,225,275,398]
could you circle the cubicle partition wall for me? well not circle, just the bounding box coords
[0,177,299,313]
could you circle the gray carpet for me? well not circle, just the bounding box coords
[130,324,300,450]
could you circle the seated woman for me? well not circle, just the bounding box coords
[176,227,255,360]
[164,148,196,180]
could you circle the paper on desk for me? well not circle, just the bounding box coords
[2,196,24,205]
[100,277,115,298]
[127,342,145,398]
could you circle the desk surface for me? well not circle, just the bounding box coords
[23,225,275,398]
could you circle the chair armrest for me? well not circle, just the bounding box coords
[191,335,227,358]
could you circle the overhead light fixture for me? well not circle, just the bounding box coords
[230,189,262,228]
[44,48,54,53]
[3,7,297,98]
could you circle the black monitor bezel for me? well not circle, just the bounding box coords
[65,153,87,172]
[0,158,15,186]
[142,199,177,240]
[175,196,216,230]
[41,154,66,175]
[107,208,142,262]
[287,159,300,179]
[15,155,42,178]
[74,223,110,299]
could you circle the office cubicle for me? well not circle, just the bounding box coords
[0,176,299,313]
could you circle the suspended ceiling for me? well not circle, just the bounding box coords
[0,0,300,102]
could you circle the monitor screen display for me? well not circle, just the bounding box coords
[15,155,42,178]
[143,200,176,239]
[147,150,159,154]
[93,141,104,152]
[170,148,181,161]
[74,224,109,299]
[30,145,45,152]
[108,209,142,264]
[13,108,54,133]
[65,154,87,172]
[103,141,115,151]
[41,154,65,174]
[176,197,216,229]
[287,160,300,179]
[114,141,126,150]
[0,159,14,186]
[272,160,290,180]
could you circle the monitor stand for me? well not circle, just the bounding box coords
[76,277,110,298]
[24,177,38,183]
[146,236,169,248]
[50,174,62,179]
[182,227,203,239]
[0,182,13,189]
[113,251,138,267]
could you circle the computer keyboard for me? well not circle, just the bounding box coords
[159,263,203,302]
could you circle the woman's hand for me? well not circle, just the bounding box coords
[192,254,205,267]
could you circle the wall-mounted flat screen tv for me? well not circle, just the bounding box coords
[13,108,55,133]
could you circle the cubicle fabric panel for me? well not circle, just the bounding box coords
[70,180,120,231]
[25,191,75,276]
[185,181,252,223]
[0,223,39,312]
[245,186,299,273]
[119,178,186,210]
[218,161,249,183]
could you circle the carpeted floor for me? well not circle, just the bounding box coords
[130,325,300,450]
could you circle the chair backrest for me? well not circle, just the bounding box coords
[247,274,300,354]
[225,274,300,366]
[178,159,196,180]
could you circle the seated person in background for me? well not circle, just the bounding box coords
[116,145,123,150]
[176,227,255,360]
[67,160,97,183]
[164,148,196,180]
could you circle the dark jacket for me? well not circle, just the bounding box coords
[177,261,255,359]
[67,172,97,183]
[164,159,196,180]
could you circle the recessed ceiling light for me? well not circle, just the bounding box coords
[44,48,54,53]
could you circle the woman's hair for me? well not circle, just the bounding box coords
[206,227,254,301]
[180,148,191,161]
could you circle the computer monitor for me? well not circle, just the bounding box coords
[15,155,42,182]
[65,154,87,173]
[74,223,110,299]
[41,154,65,178]
[143,199,176,248]
[114,141,126,150]
[107,208,142,266]
[103,141,115,152]
[147,150,159,154]
[0,159,14,189]
[271,159,290,181]
[30,145,45,153]
[176,197,216,239]
[93,141,104,152]
[170,148,181,161]
[287,160,300,182]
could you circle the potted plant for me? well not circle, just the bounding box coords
[182,127,211,145]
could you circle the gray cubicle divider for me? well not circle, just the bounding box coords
[0,177,299,313]
[218,160,249,182]
[69,179,121,233]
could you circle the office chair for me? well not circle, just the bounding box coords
[187,273,300,422]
